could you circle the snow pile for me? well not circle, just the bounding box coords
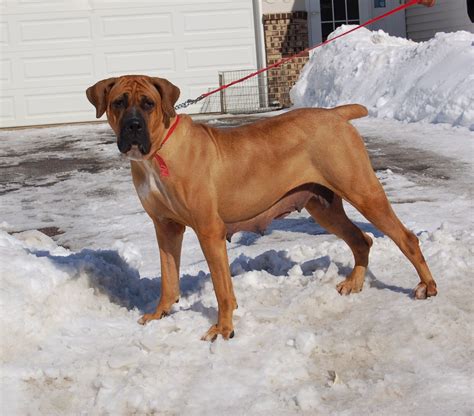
[1,222,473,415]
[291,26,474,129]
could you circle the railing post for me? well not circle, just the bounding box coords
[218,72,226,114]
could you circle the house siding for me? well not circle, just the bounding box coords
[406,0,473,42]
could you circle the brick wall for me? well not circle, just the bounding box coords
[263,11,309,108]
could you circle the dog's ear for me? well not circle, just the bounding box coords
[150,77,180,128]
[86,77,117,118]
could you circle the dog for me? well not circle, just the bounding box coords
[86,75,437,341]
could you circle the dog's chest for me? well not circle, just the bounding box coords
[135,162,174,215]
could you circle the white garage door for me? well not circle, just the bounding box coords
[0,0,258,128]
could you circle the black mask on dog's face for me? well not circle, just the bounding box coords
[86,75,181,159]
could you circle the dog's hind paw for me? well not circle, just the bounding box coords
[201,324,235,342]
[414,281,438,299]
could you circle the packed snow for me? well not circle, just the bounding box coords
[291,26,474,130]
[1,26,474,416]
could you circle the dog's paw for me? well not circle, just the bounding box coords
[414,281,438,299]
[336,277,364,295]
[336,266,366,296]
[201,324,235,342]
[137,310,169,325]
[138,298,179,325]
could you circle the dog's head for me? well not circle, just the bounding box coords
[86,75,180,160]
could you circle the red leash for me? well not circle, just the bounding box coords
[174,0,419,110]
[153,115,180,177]
[163,0,419,176]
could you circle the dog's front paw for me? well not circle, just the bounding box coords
[201,324,235,342]
[336,277,364,295]
[137,310,169,325]
[336,266,366,295]
[138,298,179,325]
[137,307,169,325]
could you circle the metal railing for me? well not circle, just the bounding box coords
[196,69,291,114]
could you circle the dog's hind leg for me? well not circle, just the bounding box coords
[338,180,437,299]
[313,122,436,298]
[306,194,373,295]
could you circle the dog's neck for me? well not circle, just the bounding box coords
[157,115,181,151]
[152,115,181,177]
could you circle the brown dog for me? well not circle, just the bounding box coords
[86,75,437,341]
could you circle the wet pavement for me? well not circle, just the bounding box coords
[363,136,454,181]
[0,114,466,196]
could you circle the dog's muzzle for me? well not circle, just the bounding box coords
[118,111,151,156]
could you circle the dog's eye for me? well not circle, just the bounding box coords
[113,99,125,109]
[142,99,155,111]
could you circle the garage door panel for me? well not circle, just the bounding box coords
[183,9,253,33]
[1,0,83,15]
[0,59,12,84]
[105,49,176,75]
[0,21,9,44]
[101,13,173,40]
[19,17,92,44]
[18,0,71,8]
[19,0,65,4]
[25,91,90,118]
[185,44,255,71]
[91,0,233,9]
[7,85,96,124]
[23,55,94,82]
[3,49,97,89]
[0,96,16,122]
[3,12,94,52]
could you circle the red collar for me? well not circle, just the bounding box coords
[153,115,180,177]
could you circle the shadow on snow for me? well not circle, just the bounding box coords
[31,218,412,315]
[231,217,384,247]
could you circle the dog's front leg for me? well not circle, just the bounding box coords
[196,222,237,341]
[138,219,185,325]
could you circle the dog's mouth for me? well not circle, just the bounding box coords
[117,130,151,160]
[121,144,148,161]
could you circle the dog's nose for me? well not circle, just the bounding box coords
[127,119,142,132]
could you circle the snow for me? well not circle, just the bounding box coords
[1,222,473,414]
[291,26,474,130]
[1,27,473,415]
[1,116,473,415]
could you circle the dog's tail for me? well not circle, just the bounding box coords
[333,104,368,120]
